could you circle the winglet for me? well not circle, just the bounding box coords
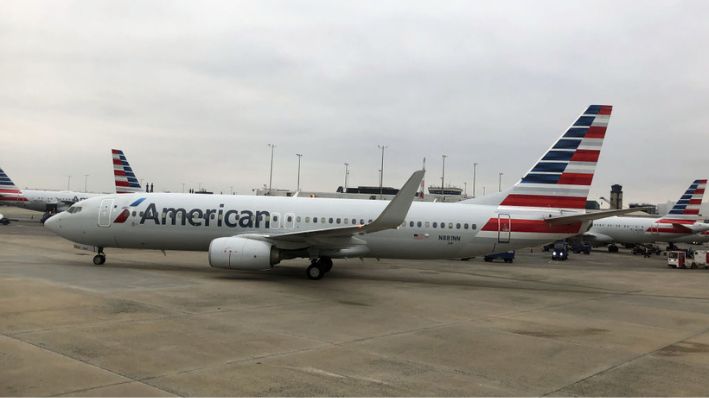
[364,170,425,233]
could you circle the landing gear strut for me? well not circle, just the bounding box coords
[306,257,333,280]
[93,247,106,265]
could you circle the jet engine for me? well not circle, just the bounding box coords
[208,236,281,270]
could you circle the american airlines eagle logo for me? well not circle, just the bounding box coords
[113,197,146,224]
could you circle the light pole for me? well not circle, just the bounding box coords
[296,153,302,192]
[268,144,276,193]
[83,174,89,192]
[473,162,478,198]
[378,145,387,199]
[67,175,71,191]
[441,155,447,194]
[498,172,503,192]
[344,162,350,192]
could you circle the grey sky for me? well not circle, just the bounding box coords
[1,0,707,204]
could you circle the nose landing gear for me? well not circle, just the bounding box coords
[306,257,333,280]
[93,247,106,265]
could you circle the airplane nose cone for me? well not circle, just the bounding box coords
[44,213,60,233]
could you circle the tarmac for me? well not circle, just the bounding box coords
[2,207,709,396]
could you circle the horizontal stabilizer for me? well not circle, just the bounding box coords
[672,222,709,234]
[545,207,654,225]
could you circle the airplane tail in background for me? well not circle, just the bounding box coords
[658,179,706,223]
[466,105,612,210]
[0,166,27,203]
[112,149,143,194]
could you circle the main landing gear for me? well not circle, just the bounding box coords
[93,247,106,265]
[306,257,333,280]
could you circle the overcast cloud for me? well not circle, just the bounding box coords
[1,0,708,204]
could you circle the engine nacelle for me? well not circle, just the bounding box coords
[208,237,280,270]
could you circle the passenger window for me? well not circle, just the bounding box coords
[296,216,301,222]
[464,223,469,229]
[360,219,365,224]
[368,219,373,223]
[336,218,341,224]
[132,211,136,217]
[425,221,430,228]
[409,221,414,227]
[352,218,356,224]
[344,218,348,224]
[287,216,293,222]
[433,222,438,228]
[417,221,422,227]
[456,223,461,229]
[273,215,279,222]
[328,217,333,224]
[449,223,453,229]
[321,217,326,223]
[471,224,477,230]
[313,217,318,223]
[305,217,310,223]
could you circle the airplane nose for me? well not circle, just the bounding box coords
[44,213,60,232]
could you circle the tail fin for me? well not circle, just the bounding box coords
[660,179,706,222]
[112,149,143,194]
[496,105,612,210]
[0,166,26,203]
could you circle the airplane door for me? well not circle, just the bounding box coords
[98,199,114,227]
[498,213,511,243]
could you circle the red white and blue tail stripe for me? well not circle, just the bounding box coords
[658,179,706,223]
[0,166,27,203]
[112,149,142,194]
[499,105,612,210]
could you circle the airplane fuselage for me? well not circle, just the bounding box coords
[48,193,589,260]
[588,216,697,244]
[0,190,98,212]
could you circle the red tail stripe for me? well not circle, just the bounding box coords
[585,126,606,139]
[598,106,613,115]
[570,149,600,162]
[112,159,123,165]
[114,170,126,176]
[0,188,22,193]
[481,218,582,234]
[557,173,594,186]
[500,194,587,209]
[683,209,700,215]
[695,188,705,194]
[115,181,130,187]
[689,199,702,205]
[111,149,121,154]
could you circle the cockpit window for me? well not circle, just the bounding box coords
[67,206,82,214]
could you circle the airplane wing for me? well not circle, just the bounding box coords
[248,170,425,244]
[544,207,654,225]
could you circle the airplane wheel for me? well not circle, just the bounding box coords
[93,254,106,265]
[306,263,324,280]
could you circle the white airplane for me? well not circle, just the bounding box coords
[0,166,99,214]
[111,149,143,194]
[586,179,708,250]
[45,105,640,280]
